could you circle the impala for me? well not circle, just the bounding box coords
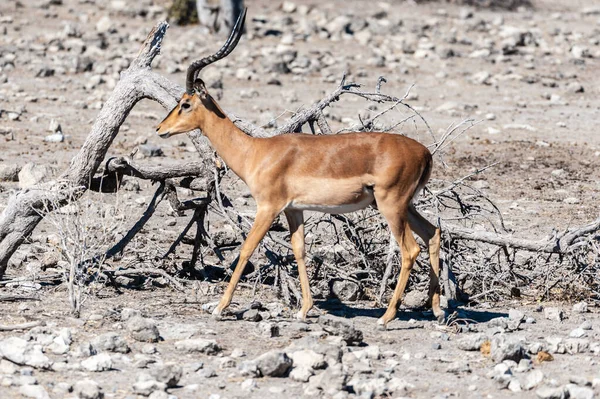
[156,9,444,328]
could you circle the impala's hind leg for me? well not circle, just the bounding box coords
[376,196,421,328]
[285,210,313,321]
[408,205,444,322]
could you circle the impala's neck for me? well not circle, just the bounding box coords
[197,98,254,182]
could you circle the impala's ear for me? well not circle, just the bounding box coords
[193,79,208,98]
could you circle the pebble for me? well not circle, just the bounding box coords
[572,302,588,313]
[92,332,130,353]
[524,369,545,390]
[19,384,50,399]
[81,353,112,372]
[175,339,221,355]
[536,385,566,399]
[253,351,293,377]
[149,363,182,388]
[126,316,160,342]
[318,315,363,345]
[544,307,564,322]
[73,379,103,399]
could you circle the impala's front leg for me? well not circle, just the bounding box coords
[213,205,279,319]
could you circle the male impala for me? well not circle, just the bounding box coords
[156,9,444,328]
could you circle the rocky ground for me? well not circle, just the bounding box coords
[1,0,600,397]
[1,289,600,399]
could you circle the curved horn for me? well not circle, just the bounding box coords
[185,8,248,94]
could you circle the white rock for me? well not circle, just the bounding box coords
[523,369,544,390]
[572,302,588,313]
[241,378,257,391]
[81,353,112,372]
[18,163,56,188]
[290,350,326,370]
[74,379,102,399]
[289,366,313,382]
[174,339,220,355]
[19,384,50,399]
[543,307,563,322]
[565,384,594,399]
[0,337,52,369]
[569,328,586,338]
[95,16,113,33]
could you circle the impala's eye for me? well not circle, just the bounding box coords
[181,102,191,109]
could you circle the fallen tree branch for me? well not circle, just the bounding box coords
[0,320,45,331]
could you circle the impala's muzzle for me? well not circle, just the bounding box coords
[156,124,171,139]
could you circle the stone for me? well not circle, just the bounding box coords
[95,15,113,33]
[289,366,313,382]
[565,385,594,399]
[52,382,72,395]
[290,350,326,370]
[0,337,52,369]
[254,351,293,377]
[570,328,587,338]
[351,377,387,397]
[491,336,525,363]
[241,378,257,391]
[258,322,279,338]
[241,309,262,322]
[92,332,130,353]
[149,363,182,388]
[73,379,103,399]
[197,368,217,378]
[524,370,544,390]
[81,353,112,372]
[138,144,163,157]
[127,316,160,342]
[536,385,567,399]
[330,279,360,301]
[19,385,50,399]
[318,315,363,345]
[566,82,584,93]
[231,348,246,358]
[218,357,236,369]
[47,334,69,355]
[457,334,487,351]
[509,309,525,321]
[402,290,427,309]
[18,163,55,188]
[0,359,18,374]
[44,132,64,143]
[572,302,588,313]
[0,163,20,182]
[175,339,221,355]
[133,379,167,396]
[543,307,563,322]
[148,391,169,399]
[516,358,533,372]
[564,338,589,354]
[508,379,522,392]
[72,342,96,358]
[446,361,471,374]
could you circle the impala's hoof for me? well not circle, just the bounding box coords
[212,308,223,321]
[434,310,446,324]
[376,318,387,331]
[295,311,306,322]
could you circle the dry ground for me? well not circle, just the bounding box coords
[1,0,600,398]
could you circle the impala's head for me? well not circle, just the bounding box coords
[156,8,247,139]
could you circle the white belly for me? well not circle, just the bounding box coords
[287,186,375,215]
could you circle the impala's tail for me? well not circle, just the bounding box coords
[411,150,433,205]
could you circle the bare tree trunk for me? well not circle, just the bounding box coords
[196,0,244,34]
